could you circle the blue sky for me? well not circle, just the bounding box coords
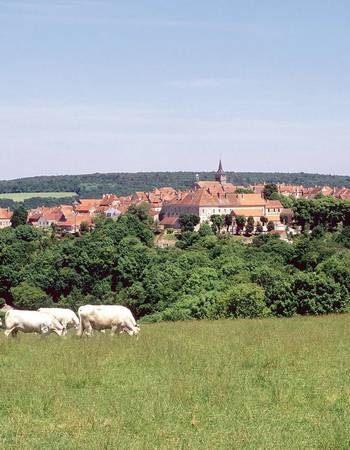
[0,0,349,179]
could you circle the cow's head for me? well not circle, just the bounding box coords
[51,322,65,336]
[133,325,141,336]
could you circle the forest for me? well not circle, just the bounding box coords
[0,171,350,199]
[1,198,349,322]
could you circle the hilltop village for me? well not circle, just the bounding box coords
[0,161,350,234]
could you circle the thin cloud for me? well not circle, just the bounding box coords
[166,78,240,89]
[0,2,261,32]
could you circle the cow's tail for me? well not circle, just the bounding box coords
[76,307,84,337]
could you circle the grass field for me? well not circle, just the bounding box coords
[0,315,350,449]
[0,192,77,201]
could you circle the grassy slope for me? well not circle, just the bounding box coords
[0,316,349,449]
[0,192,77,202]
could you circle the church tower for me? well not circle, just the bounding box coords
[215,159,226,184]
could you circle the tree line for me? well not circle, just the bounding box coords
[0,171,349,198]
[0,202,349,322]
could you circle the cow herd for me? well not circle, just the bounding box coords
[1,305,140,338]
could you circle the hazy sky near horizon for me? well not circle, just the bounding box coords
[0,0,349,179]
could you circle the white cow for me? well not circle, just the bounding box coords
[38,308,79,335]
[4,310,65,337]
[77,305,140,337]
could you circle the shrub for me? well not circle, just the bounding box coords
[225,283,269,318]
[198,223,214,237]
[264,279,297,317]
[148,291,226,322]
[291,272,349,315]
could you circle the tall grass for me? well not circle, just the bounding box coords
[0,315,349,449]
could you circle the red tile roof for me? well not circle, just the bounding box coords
[160,216,179,226]
[0,208,13,220]
[56,213,93,228]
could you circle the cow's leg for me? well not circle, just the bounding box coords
[61,321,68,336]
[5,327,17,338]
[111,325,119,335]
[85,323,93,337]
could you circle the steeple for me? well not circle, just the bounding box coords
[215,159,226,184]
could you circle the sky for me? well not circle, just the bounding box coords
[0,0,349,179]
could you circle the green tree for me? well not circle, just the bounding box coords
[11,205,27,228]
[127,203,152,223]
[224,214,233,232]
[280,212,290,225]
[260,216,268,227]
[235,187,254,194]
[245,216,255,235]
[198,223,214,237]
[235,215,246,234]
[11,281,52,309]
[263,183,278,200]
[293,198,312,231]
[291,272,348,315]
[80,221,90,233]
[210,214,225,234]
[178,214,200,232]
[267,221,275,232]
[256,221,263,233]
[226,283,269,318]
[336,225,350,249]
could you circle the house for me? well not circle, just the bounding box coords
[277,183,304,198]
[0,208,13,229]
[74,199,100,214]
[159,216,181,230]
[334,187,350,200]
[302,185,334,199]
[105,207,121,218]
[28,207,65,228]
[99,194,119,207]
[55,213,93,234]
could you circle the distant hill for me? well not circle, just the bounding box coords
[0,171,349,199]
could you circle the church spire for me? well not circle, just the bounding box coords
[215,159,226,184]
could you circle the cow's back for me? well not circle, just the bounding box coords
[5,310,52,331]
[39,307,79,325]
[78,304,136,331]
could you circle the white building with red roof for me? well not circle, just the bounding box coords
[160,161,283,227]
[0,208,13,229]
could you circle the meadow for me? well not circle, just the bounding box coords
[0,192,76,202]
[0,316,349,450]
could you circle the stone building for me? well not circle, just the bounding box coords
[160,161,283,227]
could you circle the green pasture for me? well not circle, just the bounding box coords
[0,315,349,449]
[0,192,77,202]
